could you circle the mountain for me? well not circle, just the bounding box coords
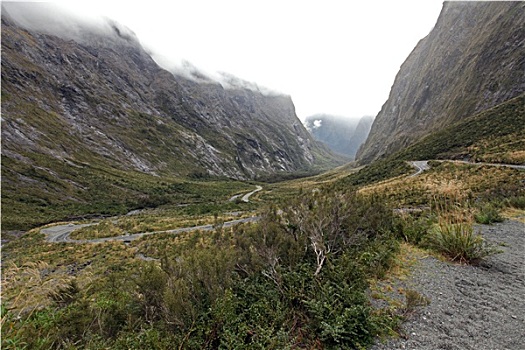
[1,4,340,179]
[1,3,344,229]
[357,1,525,164]
[304,114,373,159]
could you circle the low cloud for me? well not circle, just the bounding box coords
[303,119,323,132]
[3,2,283,97]
[153,56,283,96]
[2,2,139,48]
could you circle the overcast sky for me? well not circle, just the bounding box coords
[50,1,443,120]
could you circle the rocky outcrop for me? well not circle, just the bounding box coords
[304,115,373,159]
[357,1,525,164]
[1,3,341,183]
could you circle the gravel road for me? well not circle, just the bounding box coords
[229,185,263,202]
[371,219,525,350]
[42,216,260,243]
[409,161,430,177]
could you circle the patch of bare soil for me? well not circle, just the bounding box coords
[372,220,525,350]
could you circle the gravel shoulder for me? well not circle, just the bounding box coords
[372,219,525,350]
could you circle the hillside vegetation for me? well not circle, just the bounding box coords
[340,94,525,189]
[397,93,525,163]
[4,154,524,349]
[1,6,343,231]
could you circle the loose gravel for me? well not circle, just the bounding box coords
[371,219,525,350]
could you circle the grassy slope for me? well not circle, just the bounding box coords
[338,94,525,189]
[397,93,525,163]
[1,144,253,231]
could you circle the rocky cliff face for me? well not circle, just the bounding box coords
[304,115,373,159]
[357,1,525,164]
[1,3,341,184]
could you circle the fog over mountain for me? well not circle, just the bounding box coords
[6,1,444,120]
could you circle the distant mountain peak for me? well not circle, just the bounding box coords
[304,114,373,159]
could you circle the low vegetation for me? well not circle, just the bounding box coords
[425,220,499,263]
[5,156,522,348]
[69,204,252,240]
[1,150,253,231]
[3,188,402,349]
[396,93,525,162]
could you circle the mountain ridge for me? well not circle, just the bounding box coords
[357,1,525,164]
[1,5,342,179]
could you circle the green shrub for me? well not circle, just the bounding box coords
[505,195,525,209]
[474,203,503,224]
[393,213,435,244]
[4,187,402,349]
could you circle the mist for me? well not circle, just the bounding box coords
[3,1,444,119]
[2,2,279,96]
[2,2,138,47]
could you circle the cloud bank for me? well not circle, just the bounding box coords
[2,2,280,96]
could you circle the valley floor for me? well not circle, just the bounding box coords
[371,219,525,350]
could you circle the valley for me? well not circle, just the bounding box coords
[3,154,524,349]
[2,1,525,349]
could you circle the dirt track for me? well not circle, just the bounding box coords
[371,219,525,350]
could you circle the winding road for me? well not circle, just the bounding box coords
[42,162,523,244]
[241,185,263,202]
[409,161,430,177]
[229,185,263,202]
[42,185,265,244]
[41,216,260,244]
[409,160,524,177]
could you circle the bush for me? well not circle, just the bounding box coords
[393,213,435,244]
[505,195,525,209]
[474,203,503,224]
[424,220,500,263]
[4,187,402,349]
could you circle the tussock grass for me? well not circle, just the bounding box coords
[425,218,500,264]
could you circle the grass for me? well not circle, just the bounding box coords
[2,95,523,348]
[425,219,500,264]
[501,208,525,224]
[474,203,504,224]
[1,149,255,231]
[395,93,525,162]
[69,206,253,240]
[358,161,525,210]
[357,161,522,264]
[2,188,402,349]
[3,154,522,348]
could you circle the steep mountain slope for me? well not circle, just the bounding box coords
[396,93,525,164]
[304,114,373,159]
[340,94,525,189]
[357,1,525,164]
[1,4,343,229]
